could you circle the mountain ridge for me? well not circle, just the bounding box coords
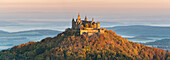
[0,29,61,33]
[0,30,9,34]
[0,29,61,36]
[106,25,170,36]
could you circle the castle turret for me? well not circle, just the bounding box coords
[72,17,75,29]
[90,18,94,28]
[76,13,81,23]
[85,16,88,21]
[96,21,100,29]
[77,13,81,20]
[72,17,75,21]
[92,18,94,23]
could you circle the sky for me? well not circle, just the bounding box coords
[0,0,170,32]
[0,0,170,22]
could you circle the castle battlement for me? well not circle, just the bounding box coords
[72,13,105,36]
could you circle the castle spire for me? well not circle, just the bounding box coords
[97,21,100,23]
[85,16,88,21]
[78,13,80,19]
[72,17,74,21]
[92,18,94,21]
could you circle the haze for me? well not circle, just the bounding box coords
[0,0,170,22]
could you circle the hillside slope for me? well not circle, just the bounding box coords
[0,28,169,60]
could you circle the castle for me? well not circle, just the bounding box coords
[72,13,105,36]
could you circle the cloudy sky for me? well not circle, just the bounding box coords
[0,0,170,22]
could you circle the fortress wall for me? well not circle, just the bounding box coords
[86,28,94,30]
[80,30,99,35]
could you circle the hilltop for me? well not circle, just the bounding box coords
[0,28,169,60]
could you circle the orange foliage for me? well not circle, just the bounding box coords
[17,41,35,48]
[0,29,169,60]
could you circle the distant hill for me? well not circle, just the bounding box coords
[0,28,169,60]
[106,25,170,36]
[11,30,61,36]
[144,39,170,45]
[0,30,61,50]
[0,30,61,37]
[0,30,9,34]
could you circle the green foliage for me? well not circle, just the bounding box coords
[0,28,169,60]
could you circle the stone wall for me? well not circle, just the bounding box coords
[80,29,105,36]
[80,30,99,36]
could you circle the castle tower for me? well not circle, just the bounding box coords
[85,16,88,21]
[90,18,94,28]
[96,21,100,29]
[76,13,81,23]
[72,17,75,21]
[94,23,96,29]
[72,17,75,29]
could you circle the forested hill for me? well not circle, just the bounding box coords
[0,28,169,60]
